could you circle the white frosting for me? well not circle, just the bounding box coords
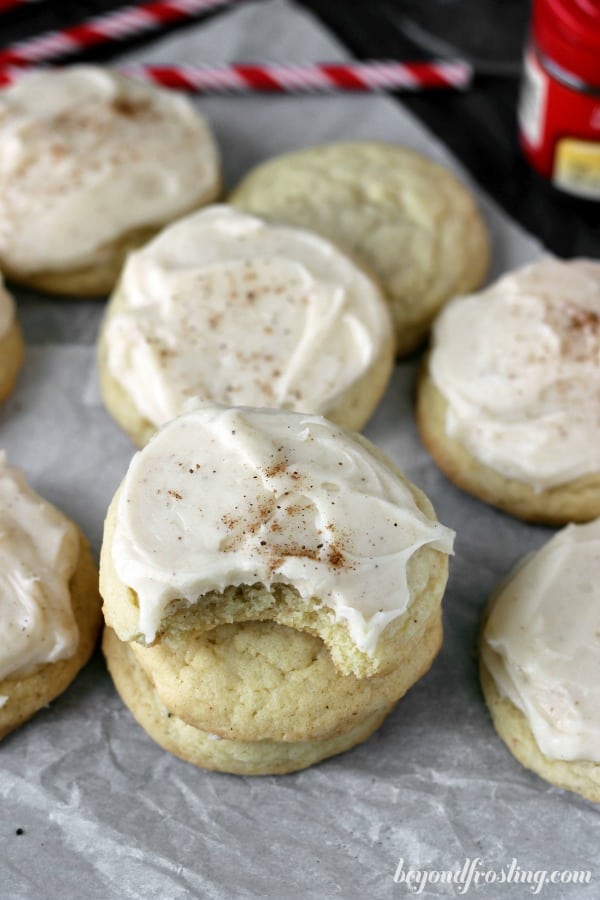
[0,67,220,274]
[0,454,79,681]
[112,406,454,651]
[482,518,600,762]
[0,275,15,339]
[104,205,392,426]
[430,258,600,490]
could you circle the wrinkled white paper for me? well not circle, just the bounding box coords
[1,3,597,898]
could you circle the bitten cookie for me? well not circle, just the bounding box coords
[0,276,24,404]
[417,258,600,524]
[122,604,443,743]
[100,406,453,773]
[0,455,102,739]
[480,518,600,803]
[0,67,220,296]
[103,627,394,776]
[101,406,454,679]
[230,142,489,355]
[98,205,394,445]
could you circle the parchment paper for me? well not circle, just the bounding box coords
[1,3,597,898]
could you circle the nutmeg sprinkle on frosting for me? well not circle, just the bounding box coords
[0,66,219,276]
[103,205,392,427]
[429,258,600,490]
[111,406,455,652]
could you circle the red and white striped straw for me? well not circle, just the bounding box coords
[0,60,473,92]
[0,0,241,67]
[0,0,472,93]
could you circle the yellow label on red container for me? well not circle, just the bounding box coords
[553,139,600,199]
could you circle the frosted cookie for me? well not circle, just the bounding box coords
[0,67,220,296]
[100,405,454,679]
[230,142,488,355]
[98,205,394,444]
[103,627,394,776]
[417,258,600,524]
[0,276,24,403]
[101,407,453,773]
[0,455,102,739]
[480,518,600,803]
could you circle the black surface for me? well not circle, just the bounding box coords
[303,0,599,259]
[0,0,597,257]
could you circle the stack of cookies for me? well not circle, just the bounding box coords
[100,406,455,774]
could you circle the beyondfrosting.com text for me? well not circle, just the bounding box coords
[392,857,592,895]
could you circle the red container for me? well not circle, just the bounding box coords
[518,0,600,199]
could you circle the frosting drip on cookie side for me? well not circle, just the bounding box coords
[0,276,14,339]
[0,67,219,274]
[112,407,454,652]
[429,258,600,490]
[104,206,392,425]
[482,518,600,762]
[0,454,79,680]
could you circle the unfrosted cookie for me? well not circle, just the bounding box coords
[0,456,102,739]
[103,627,394,776]
[98,205,394,444]
[418,258,600,524]
[100,406,454,679]
[127,599,442,743]
[230,142,488,355]
[0,67,220,296]
[480,518,600,803]
[0,277,24,404]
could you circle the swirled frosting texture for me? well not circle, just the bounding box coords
[0,276,15,339]
[112,407,454,650]
[0,67,220,274]
[0,454,79,681]
[103,206,392,427]
[482,518,600,762]
[429,258,600,489]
